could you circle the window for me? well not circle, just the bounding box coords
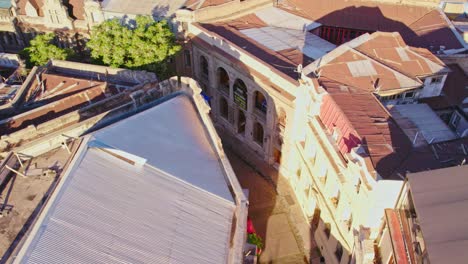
[184,50,191,67]
[200,56,209,80]
[356,179,361,194]
[332,127,340,141]
[404,91,415,98]
[217,67,230,95]
[430,76,443,84]
[254,91,267,114]
[49,10,60,23]
[219,97,228,120]
[450,112,461,129]
[347,214,353,231]
[335,242,344,262]
[253,122,264,146]
[296,167,302,181]
[331,190,340,208]
[324,223,331,239]
[237,110,246,135]
[304,186,311,199]
[233,79,248,110]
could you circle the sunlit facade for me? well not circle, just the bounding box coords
[174,1,466,264]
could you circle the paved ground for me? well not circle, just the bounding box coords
[221,131,322,264]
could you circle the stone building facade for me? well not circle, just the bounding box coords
[175,1,468,264]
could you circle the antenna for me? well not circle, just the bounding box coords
[295,64,303,80]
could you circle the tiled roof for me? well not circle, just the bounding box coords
[278,0,464,50]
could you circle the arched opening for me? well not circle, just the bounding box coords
[200,56,209,80]
[253,122,264,146]
[219,96,228,120]
[233,79,248,110]
[238,110,246,135]
[217,67,230,95]
[254,91,267,114]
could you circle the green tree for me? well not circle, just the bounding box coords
[21,33,73,67]
[87,16,181,78]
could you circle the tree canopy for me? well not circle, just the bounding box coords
[87,16,181,78]
[21,33,73,67]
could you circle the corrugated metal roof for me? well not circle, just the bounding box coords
[92,96,234,202]
[391,104,457,143]
[240,26,335,59]
[255,6,321,31]
[15,95,240,264]
[19,148,235,264]
[407,166,468,264]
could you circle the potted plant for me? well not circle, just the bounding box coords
[247,233,263,255]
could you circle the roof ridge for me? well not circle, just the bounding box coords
[406,47,449,74]
[407,7,439,29]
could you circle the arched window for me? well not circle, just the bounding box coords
[253,122,264,146]
[219,96,228,119]
[217,67,230,95]
[200,56,209,80]
[233,79,248,110]
[254,91,267,114]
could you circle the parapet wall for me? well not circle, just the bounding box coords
[0,77,190,158]
[48,60,158,85]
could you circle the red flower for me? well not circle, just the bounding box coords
[247,218,256,234]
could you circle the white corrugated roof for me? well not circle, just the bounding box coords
[392,104,457,143]
[240,27,335,59]
[93,96,234,201]
[255,6,321,31]
[101,0,186,17]
[407,166,468,264]
[15,95,239,263]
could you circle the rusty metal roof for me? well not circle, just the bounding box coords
[278,0,465,50]
[319,91,413,178]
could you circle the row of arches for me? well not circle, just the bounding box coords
[199,55,268,114]
[219,96,264,146]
